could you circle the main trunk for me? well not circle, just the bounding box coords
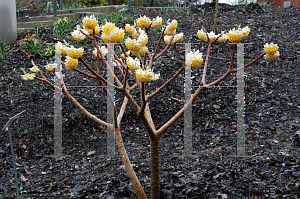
[150,136,160,199]
[114,126,147,199]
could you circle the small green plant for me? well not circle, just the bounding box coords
[20,35,45,57]
[241,1,249,12]
[200,8,205,16]
[0,41,12,61]
[52,17,76,39]
[43,45,55,57]
[34,23,43,39]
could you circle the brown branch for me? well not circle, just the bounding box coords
[201,40,212,85]
[79,57,123,92]
[105,43,123,87]
[117,96,129,125]
[231,52,266,72]
[73,68,97,79]
[153,35,174,61]
[150,23,167,66]
[146,65,184,100]
[35,74,110,128]
[156,52,266,137]
[138,83,147,117]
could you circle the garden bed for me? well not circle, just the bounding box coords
[1,3,300,198]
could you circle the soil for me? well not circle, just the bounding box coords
[1,3,300,198]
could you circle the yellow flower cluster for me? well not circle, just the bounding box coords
[197,29,207,42]
[164,33,184,45]
[55,42,67,55]
[22,73,35,80]
[125,31,148,56]
[136,69,160,82]
[227,26,250,43]
[217,32,228,43]
[71,28,89,41]
[136,16,151,28]
[151,16,163,28]
[66,46,84,59]
[186,50,203,68]
[101,22,125,43]
[64,56,78,70]
[93,46,108,59]
[197,29,227,42]
[30,60,40,72]
[45,63,58,72]
[165,19,178,36]
[264,43,279,61]
[82,15,98,30]
[87,24,101,35]
[29,65,39,73]
[126,57,141,70]
[103,22,115,34]
[125,24,136,34]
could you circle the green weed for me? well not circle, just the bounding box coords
[0,41,13,61]
[52,17,77,39]
[20,35,45,57]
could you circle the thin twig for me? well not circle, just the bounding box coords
[147,65,184,100]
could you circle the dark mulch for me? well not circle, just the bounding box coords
[1,3,300,198]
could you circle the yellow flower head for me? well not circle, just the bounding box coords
[186,50,203,68]
[101,33,111,43]
[197,29,207,42]
[22,73,35,81]
[87,24,101,34]
[136,69,159,82]
[164,27,176,36]
[151,16,163,28]
[136,16,151,28]
[175,33,184,43]
[217,32,228,43]
[121,51,131,59]
[55,42,67,55]
[164,33,184,45]
[82,15,98,30]
[66,46,84,59]
[102,22,115,35]
[264,42,279,55]
[110,27,125,43]
[241,26,250,38]
[93,46,108,58]
[126,57,141,71]
[125,24,136,34]
[29,65,39,73]
[131,46,148,57]
[71,28,88,41]
[207,31,217,41]
[227,28,243,43]
[30,60,39,72]
[164,35,175,45]
[264,51,279,61]
[138,32,148,47]
[167,19,178,31]
[45,63,58,72]
[125,38,141,51]
[64,56,78,70]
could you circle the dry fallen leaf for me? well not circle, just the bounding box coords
[20,175,27,182]
[30,165,36,169]
[25,169,32,175]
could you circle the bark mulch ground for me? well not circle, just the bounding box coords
[1,3,300,198]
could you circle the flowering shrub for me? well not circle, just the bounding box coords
[21,14,279,199]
